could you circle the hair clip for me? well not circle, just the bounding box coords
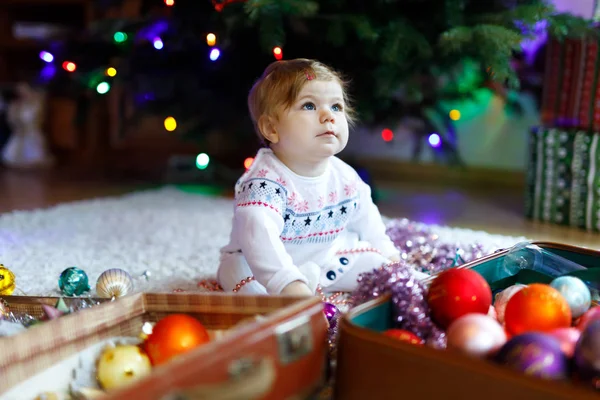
[305,71,315,81]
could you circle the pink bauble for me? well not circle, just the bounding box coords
[447,313,507,358]
[550,327,581,357]
[576,306,600,332]
[494,284,527,324]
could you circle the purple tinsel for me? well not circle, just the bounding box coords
[385,218,486,275]
[351,262,447,349]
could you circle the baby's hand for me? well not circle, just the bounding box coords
[281,281,314,297]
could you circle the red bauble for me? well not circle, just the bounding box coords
[504,284,571,335]
[383,329,424,345]
[427,268,492,328]
[145,314,210,365]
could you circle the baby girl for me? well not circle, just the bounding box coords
[218,58,423,296]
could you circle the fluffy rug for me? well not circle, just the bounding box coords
[0,186,527,297]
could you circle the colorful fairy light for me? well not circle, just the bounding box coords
[96,82,110,94]
[196,153,210,170]
[381,128,394,142]
[164,116,177,131]
[114,32,128,43]
[428,133,441,148]
[39,51,53,63]
[62,61,76,72]
[206,33,216,46]
[209,48,220,61]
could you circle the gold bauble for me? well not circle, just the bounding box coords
[0,265,15,295]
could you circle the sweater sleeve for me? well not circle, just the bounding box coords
[233,203,309,295]
[348,179,399,259]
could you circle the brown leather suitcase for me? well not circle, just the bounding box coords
[0,293,328,399]
[335,242,600,400]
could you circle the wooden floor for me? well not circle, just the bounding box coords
[2,167,599,249]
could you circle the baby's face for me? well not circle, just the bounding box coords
[270,80,349,163]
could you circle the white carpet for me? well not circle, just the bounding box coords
[0,186,526,297]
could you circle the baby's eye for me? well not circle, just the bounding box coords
[302,102,316,110]
[331,103,343,112]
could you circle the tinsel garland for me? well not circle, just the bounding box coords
[351,262,447,349]
[385,218,487,275]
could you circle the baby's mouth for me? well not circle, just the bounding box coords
[317,131,335,137]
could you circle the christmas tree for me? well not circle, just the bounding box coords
[37,0,593,168]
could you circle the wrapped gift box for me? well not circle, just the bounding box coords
[335,242,600,400]
[0,293,328,400]
[525,127,600,231]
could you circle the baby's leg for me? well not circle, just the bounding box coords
[217,252,268,294]
[319,244,428,294]
[319,247,391,293]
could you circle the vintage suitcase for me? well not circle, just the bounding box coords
[335,242,600,400]
[0,293,328,400]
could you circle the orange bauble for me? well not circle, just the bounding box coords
[383,329,424,346]
[145,314,210,365]
[504,283,571,336]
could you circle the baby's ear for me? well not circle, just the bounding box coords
[258,115,279,144]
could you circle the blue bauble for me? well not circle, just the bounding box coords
[495,333,568,380]
[58,267,90,296]
[550,276,591,318]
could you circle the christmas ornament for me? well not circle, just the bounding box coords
[427,268,492,328]
[385,219,488,275]
[141,270,152,281]
[55,298,70,313]
[97,344,152,390]
[41,304,64,320]
[447,314,506,358]
[549,327,581,357]
[0,299,10,319]
[504,284,571,335]
[352,262,447,349]
[573,319,600,387]
[549,276,591,318]
[323,302,340,329]
[58,267,90,296]
[576,306,600,331]
[96,268,134,299]
[145,314,210,365]
[383,329,424,345]
[495,333,568,380]
[493,284,527,324]
[0,264,16,295]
